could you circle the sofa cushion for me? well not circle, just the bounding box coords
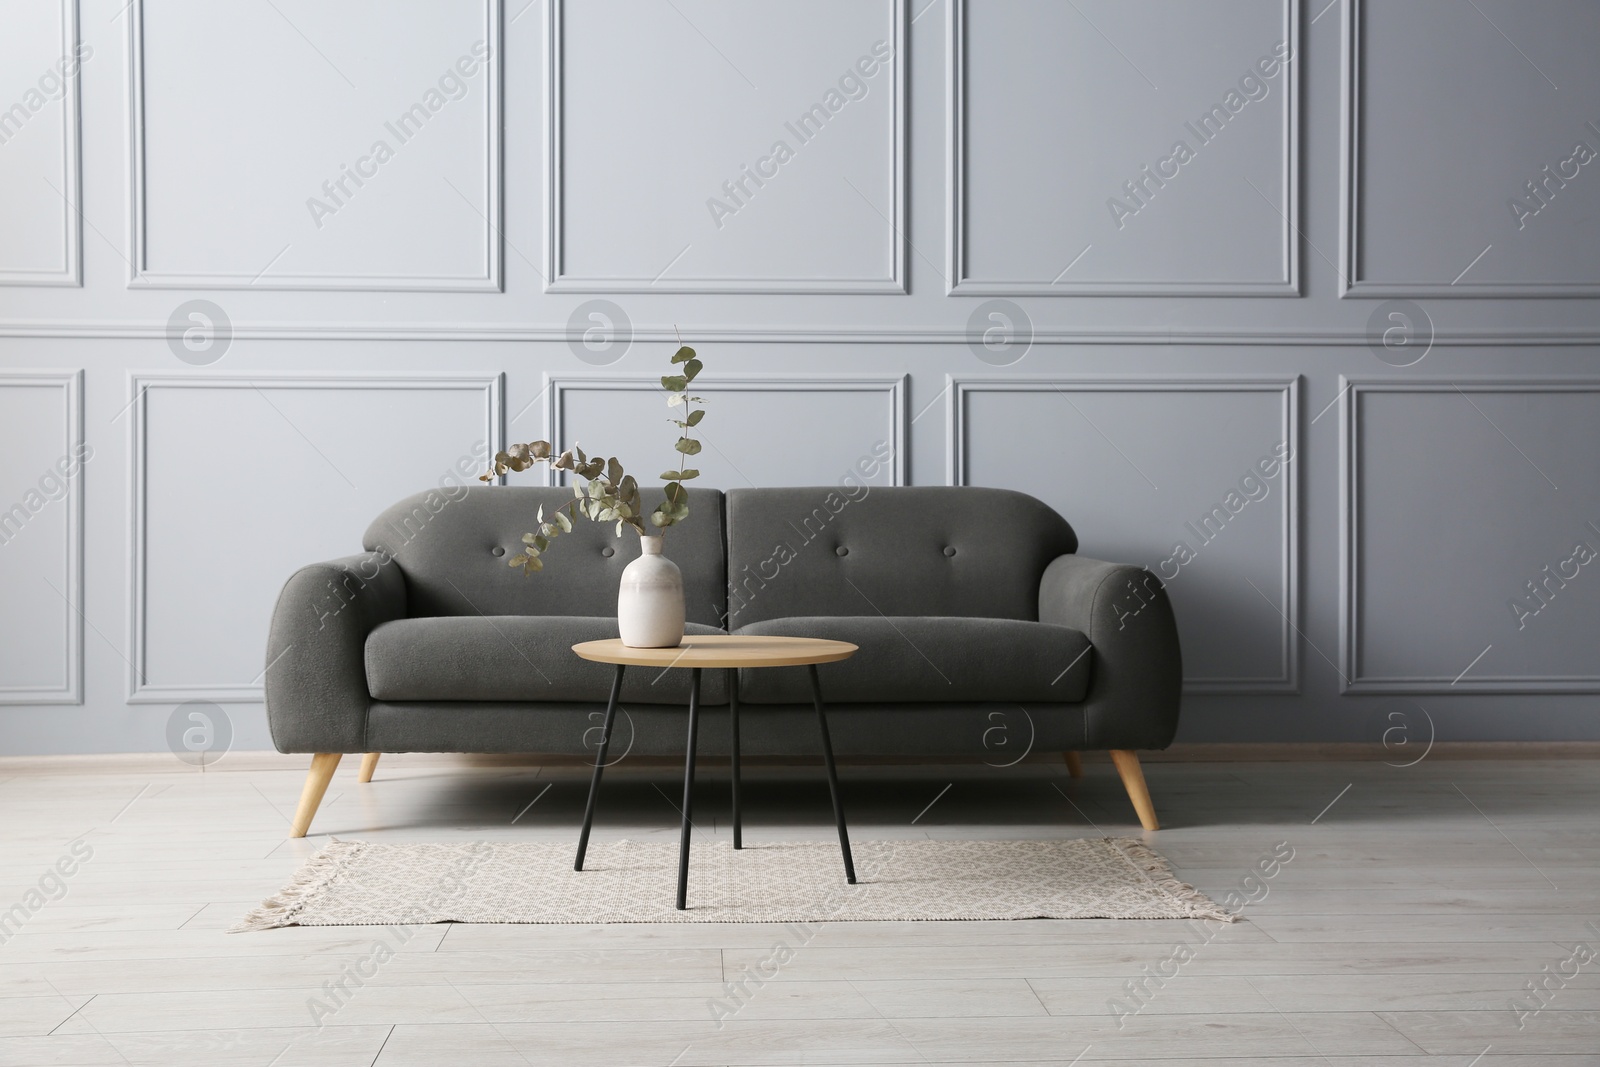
[733,616,1091,704]
[364,486,726,627]
[366,616,730,704]
[725,486,1077,627]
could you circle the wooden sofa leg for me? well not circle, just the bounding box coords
[1110,750,1159,831]
[358,752,381,783]
[1062,751,1083,779]
[291,754,342,838]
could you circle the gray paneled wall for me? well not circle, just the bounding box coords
[1,0,1597,754]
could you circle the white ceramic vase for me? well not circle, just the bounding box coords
[617,535,685,648]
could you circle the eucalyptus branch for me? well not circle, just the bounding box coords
[479,342,707,576]
[654,343,704,528]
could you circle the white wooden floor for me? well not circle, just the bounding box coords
[2,753,1597,1065]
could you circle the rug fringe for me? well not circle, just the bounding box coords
[1105,837,1237,923]
[229,838,366,933]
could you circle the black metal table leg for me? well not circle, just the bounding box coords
[676,667,702,910]
[729,667,742,850]
[574,663,625,871]
[808,663,856,884]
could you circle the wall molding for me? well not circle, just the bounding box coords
[0,370,83,704]
[6,321,1600,345]
[948,375,1300,693]
[1340,376,1600,692]
[947,0,1299,297]
[126,372,504,704]
[544,374,909,486]
[125,0,503,292]
[0,0,82,288]
[543,0,906,294]
[1339,0,1600,298]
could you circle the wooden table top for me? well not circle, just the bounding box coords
[571,635,858,669]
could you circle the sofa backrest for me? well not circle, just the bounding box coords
[725,486,1077,626]
[365,486,727,626]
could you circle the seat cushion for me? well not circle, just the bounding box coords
[366,616,729,704]
[733,616,1091,704]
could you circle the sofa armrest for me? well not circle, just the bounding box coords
[1038,555,1181,750]
[263,552,406,753]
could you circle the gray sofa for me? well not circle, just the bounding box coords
[266,485,1181,837]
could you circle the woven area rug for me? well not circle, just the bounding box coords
[235,837,1232,930]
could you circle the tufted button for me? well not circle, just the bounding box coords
[836,546,849,557]
[943,546,957,557]
[601,546,615,558]
[491,546,506,557]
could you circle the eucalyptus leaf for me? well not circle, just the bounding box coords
[671,346,695,364]
[677,469,700,480]
[675,438,702,455]
[683,359,702,382]
[661,375,688,392]
[686,410,704,427]
[554,511,572,533]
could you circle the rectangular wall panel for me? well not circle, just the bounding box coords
[546,0,905,293]
[547,376,907,490]
[129,0,501,290]
[128,374,503,702]
[1342,0,1600,296]
[950,0,1297,295]
[0,0,81,286]
[0,370,82,703]
[951,377,1299,692]
[1341,379,1600,691]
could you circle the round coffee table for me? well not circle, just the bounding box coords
[570,635,858,910]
